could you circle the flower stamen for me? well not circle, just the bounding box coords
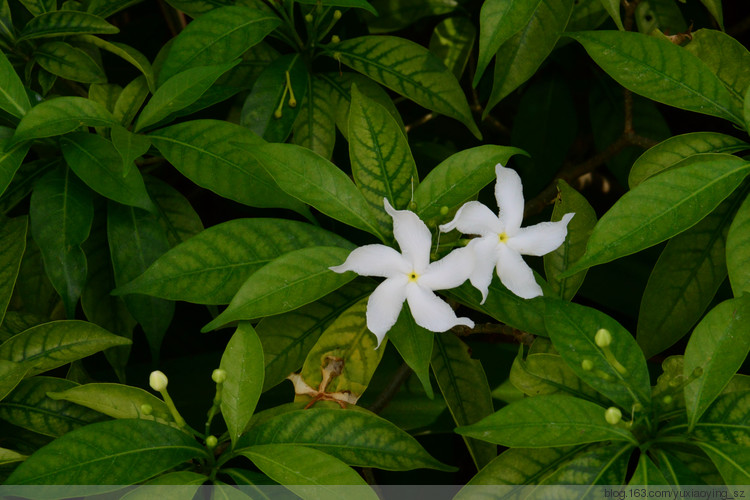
[498,232,508,243]
[408,271,419,282]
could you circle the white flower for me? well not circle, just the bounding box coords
[330,198,475,346]
[440,164,574,302]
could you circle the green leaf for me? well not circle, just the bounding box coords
[538,441,631,486]
[387,306,433,399]
[87,0,147,18]
[544,180,596,301]
[635,0,686,36]
[220,322,264,445]
[60,132,154,212]
[46,382,173,423]
[0,216,27,326]
[697,442,750,485]
[431,333,495,470]
[0,360,27,402]
[486,0,574,113]
[349,83,417,238]
[17,0,55,17]
[684,295,750,431]
[5,419,207,484]
[0,139,29,197]
[237,142,385,239]
[598,0,624,30]
[546,300,651,408]
[240,53,308,144]
[568,30,744,125]
[148,119,307,214]
[429,17,475,80]
[365,0,457,33]
[0,377,106,438]
[727,191,750,296]
[162,0,234,17]
[111,126,151,175]
[296,0,377,15]
[35,41,106,84]
[107,202,173,360]
[510,349,602,402]
[690,390,750,446]
[76,35,155,92]
[0,320,130,377]
[699,0,723,30]
[629,132,748,188]
[0,51,29,119]
[18,11,119,42]
[292,74,336,160]
[328,36,480,138]
[121,473,206,499]
[29,167,94,318]
[115,218,350,305]
[652,449,716,486]
[12,97,118,144]
[565,154,750,275]
[237,407,451,471]
[473,0,540,85]
[299,297,385,399]
[114,75,149,127]
[413,145,526,224]
[257,281,373,391]
[239,444,377,495]
[456,394,637,447]
[0,447,26,466]
[637,189,745,357]
[629,453,670,486]
[203,247,356,331]
[144,176,203,247]
[158,6,279,86]
[135,60,240,132]
[567,0,610,32]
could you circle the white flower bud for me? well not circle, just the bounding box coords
[206,435,218,448]
[212,369,227,384]
[149,370,168,391]
[595,328,612,348]
[605,407,622,425]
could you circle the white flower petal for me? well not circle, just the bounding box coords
[496,244,543,299]
[494,164,525,235]
[384,198,432,272]
[507,213,575,256]
[438,201,503,235]
[419,246,475,290]
[366,275,409,346]
[466,236,500,304]
[406,283,474,332]
[330,244,410,277]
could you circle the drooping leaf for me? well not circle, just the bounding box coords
[429,17,475,80]
[684,295,750,431]
[35,41,107,84]
[5,419,207,485]
[698,0,723,30]
[220,322,264,445]
[564,154,750,275]
[568,30,743,125]
[12,97,118,144]
[0,320,130,377]
[76,35,155,91]
[598,0,624,30]
[328,36,480,138]
[292,74,337,160]
[431,333,496,470]
[0,216,27,326]
[29,167,94,318]
[47,382,173,423]
[456,394,637,447]
[115,218,350,305]
[727,191,750,296]
[387,306,434,399]
[0,51,29,119]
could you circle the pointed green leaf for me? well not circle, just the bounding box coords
[60,132,154,212]
[17,0,55,17]
[727,191,750,296]
[429,17,475,79]
[697,442,750,485]
[0,320,131,377]
[349,83,417,237]
[158,6,280,86]
[565,154,750,275]
[115,218,350,305]
[546,300,651,408]
[12,97,118,144]
[149,120,307,214]
[5,419,207,485]
[257,281,373,391]
[0,51,29,119]
[204,247,356,331]
[510,350,602,402]
[328,36,480,138]
[237,407,451,471]
[569,30,744,125]
[0,216,27,326]
[292,74,336,160]
[0,139,29,197]
[0,447,26,466]
[18,11,118,42]
[538,441,631,486]
[629,132,748,188]
[47,382,173,423]
[629,454,671,486]
[114,75,149,127]
[30,167,94,318]
[387,306,433,399]
[652,449,715,486]
[76,35,155,91]
[567,0,610,32]
[690,390,750,446]
[88,83,123,114]
[135,60,240,132]
[87,0,148,18]
[684,295,750,431]
[364,0,457,33]
[162,0,234,17]
[544,180,596,301]
[599,0,624,30]
[220,323,264,445]
[296,0,377,15]
[144,176,202,247]
[637,190,745,357]
[456,394,638,447]
[0,360,27,402]
[111,126,151,175]
[432,333,495,470]
[35,41,106,84]
[699,0,723,29]
[486,0,574,113]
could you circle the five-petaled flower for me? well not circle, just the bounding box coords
[440,164,574,302]
[330,199,475,346]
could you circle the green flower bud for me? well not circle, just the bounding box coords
[408,201,418,211]
[594,328,612,348]
[140,404,153,415]
[333,9,342,19]
[304,13,313,22]
[662,395,673,405]
[604,407,622,425]
[581,359,594,371]
[273,109,283,119]
[212,368,227,384]
[206,435,218,449]
[149,370,168,392]
[692,367,704,378]
[331,35,340,43]
[439,206,449,215]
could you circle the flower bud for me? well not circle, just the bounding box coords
[595,328,612,348]
[331,35,340,43]
[605,407,622,425]
[140,404,153,415]
[333,9,342,19]
[581,359,593,371]
[304,13,313,22]
[662,395,673,405]
[273,109,282,119]
[206,435,218,449]
[692,367,704,378]
[440,206,449,215]
[212,368,227,384]
[149,370,168,391]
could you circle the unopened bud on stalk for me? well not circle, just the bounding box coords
[140,404,153,416]
[581,359,594,371]
[206,435,218,449]
[595,328,612,348]
[305,13,313,22]
[333,9,342,19]
[149,370,168,392]
[331,35,340,43]
[212,369,227,384]
[605,407,622,425]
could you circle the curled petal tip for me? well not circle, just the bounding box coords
[561,212,575,224]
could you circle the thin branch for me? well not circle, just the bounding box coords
[452,323,535,345]
[404,112,435,133]
[366,362,412,414]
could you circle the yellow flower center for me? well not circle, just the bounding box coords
[498,232,509,243]
[408,271,419,282]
